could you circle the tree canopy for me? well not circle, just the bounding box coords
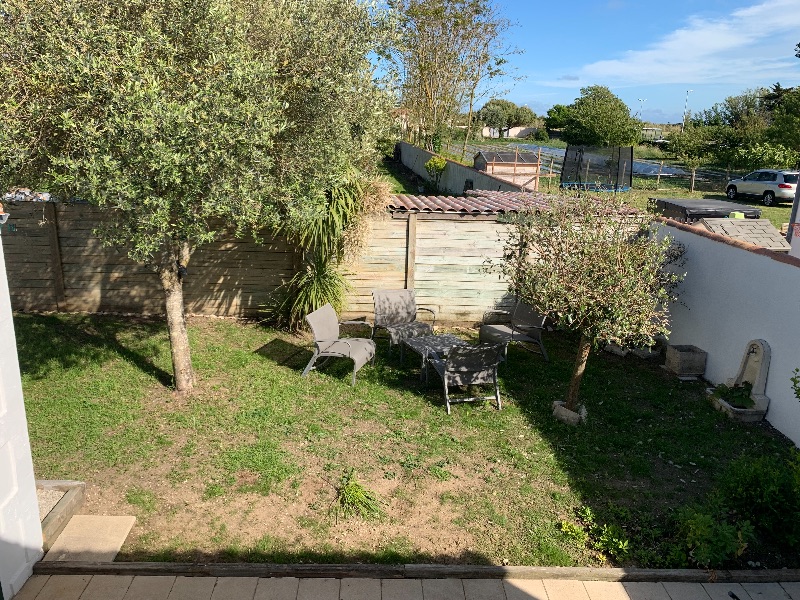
[475,99,535,137]
[561,86,640,147]
[391,0,516,151]
[0,0,392,391]
[498,196,683,412]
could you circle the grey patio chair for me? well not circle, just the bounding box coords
[302,304,376,386]
[478,300,549,361]
[371,289,436,353]
[428,344,504,414]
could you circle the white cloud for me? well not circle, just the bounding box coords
[539,0,800,88]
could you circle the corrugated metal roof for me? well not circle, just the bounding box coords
[699,218,791,252]
[388,191,556,215]
[474,151,540,164]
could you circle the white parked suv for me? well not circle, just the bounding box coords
[726,169,798,206]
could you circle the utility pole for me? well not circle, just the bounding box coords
[682,90,693,132]
[637,98,646,119]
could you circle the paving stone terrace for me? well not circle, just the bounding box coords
[15,575,800,600]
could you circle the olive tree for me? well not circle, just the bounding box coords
[498,196,683,412]
[0,0,392,392]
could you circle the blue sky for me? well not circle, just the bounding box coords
[495,0,800,124]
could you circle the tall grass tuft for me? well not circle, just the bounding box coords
[331,468,384,522]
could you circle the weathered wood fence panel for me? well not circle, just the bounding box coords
[1,201,513,323]
[343,215,513,324]
[2,202,295,316]
[344,216,407,317]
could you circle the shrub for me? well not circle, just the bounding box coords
[678,502,754,568]
[424,156,447,191]
[716,454,800,551]
[331,468,384,522]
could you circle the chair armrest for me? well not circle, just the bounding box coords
[417,307,436,328]
[340,320,372,332]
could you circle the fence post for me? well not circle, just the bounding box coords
[45,203,66,310]
[656,161,663,190]
[405,213,417,290]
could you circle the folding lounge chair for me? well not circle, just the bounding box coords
[372,289,436,353]
[428,344,504,414]
[478,300,549,361]
[302,304,376,386]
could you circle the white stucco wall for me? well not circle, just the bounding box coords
[662,222,800,446]
[398,142,522,195]
[0,234,43,598]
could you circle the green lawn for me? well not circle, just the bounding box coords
[17,313,799,568]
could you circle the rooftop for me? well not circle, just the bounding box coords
[388,190,556,215]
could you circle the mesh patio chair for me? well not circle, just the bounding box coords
[478,300,548,362]
[371,289,436,353]
[302,304,376,386]
[428,344,504,414]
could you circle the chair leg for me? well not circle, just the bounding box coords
[539,341,549,362]
[494,370,502,410]
[444,378,451,414]
[302,351,319,377]
[351,364,357,387]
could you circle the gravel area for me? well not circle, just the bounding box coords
[38,488,64,521]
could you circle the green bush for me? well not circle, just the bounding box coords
[716,454,800,551]
[424,155,447,191]
[677,500,754,568]
[533,128,549,142]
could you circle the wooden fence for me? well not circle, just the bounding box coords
[343,213,513,323]
[1,202,295,316]
[1,202,513,323]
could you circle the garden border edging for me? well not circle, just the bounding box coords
[32,562,800,583]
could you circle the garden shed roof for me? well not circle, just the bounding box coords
[388,190,554,215]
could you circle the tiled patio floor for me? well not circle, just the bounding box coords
[14,575,800,600]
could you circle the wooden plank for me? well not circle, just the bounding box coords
[405,213,416,289]
[45,203,67,309]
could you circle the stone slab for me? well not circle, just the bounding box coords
[584,581,630,600]
[122,576,176,600]
[381,578,423,600]
[702,583,753,600]
[422,578,466,600]
[782,583,800,600]
[543,579,591,600]
[13,575,51,600]
[297,577,340,600]
[339,577,382,600]
[211,577,259,600]
[463,578,506,600]
[254,577,300,600]
[35,574,92,600]
[168,576,216,600]
[661,582,711,600]
[43,515,135,562]
[81,574,134,600]
[740,582,792,600]
[623,582,671,600]
[504,579,548,600]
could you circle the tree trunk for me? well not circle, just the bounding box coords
[159,240,194,393]
[460,88,476,163]
[564,334,592,411]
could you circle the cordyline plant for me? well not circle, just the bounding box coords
[498,194,684,412]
